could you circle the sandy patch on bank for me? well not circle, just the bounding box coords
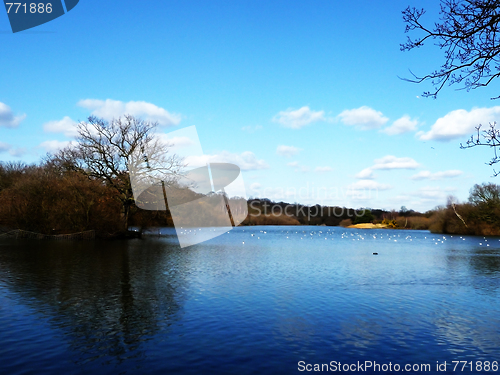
[347,223,388,229]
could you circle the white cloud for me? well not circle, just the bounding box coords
[39,140,77,153]
[241,125,263,133]
[287,161,309,172]
[353,156,419,185]
[314,166,333,173]
[411,171,435,180]
[411,170,463,180]
[43,116,79,137]
[249,185,322,202]
[0,142,11,153]
[348,180,392,190]
[419,106,500,141]
[165,136,195,148]
[0,102,26,128]
[276,145,302,157]
[184,151,268,171]
[272,106,325,129]
[355,167,375,179]
[250,182,261,191]
[372,155,420,170]
[393,186,458,211]
[346,179,392,201]
[415,186,448,199]
[78,99,182,126]
[249,186,295,201]
[338,106,389,130]
[381,115,418,135]
[0,142,24,157]
[8,147,26,157]
[155,134,196,152]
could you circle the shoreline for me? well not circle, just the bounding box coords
[347,223,389,229]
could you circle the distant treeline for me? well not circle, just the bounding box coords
[1,161,500,237]
[242,183,500,236]
[241,199,398,226]
[423,183,500,236]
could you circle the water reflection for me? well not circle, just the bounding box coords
[444,243,500,295]
[469,251,500,275]
[0,238,186,365]
[1,228,500,375]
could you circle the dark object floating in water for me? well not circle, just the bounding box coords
[373,252,378,255]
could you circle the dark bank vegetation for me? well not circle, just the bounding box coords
[369,183,500,236]
[1,113,500,238]
[425,183,500,236]
[241,184,500,236]
[0,160,188,237]
[53,115,184,233]
[241,199,367,226]
[1,158,500,237]
[240,199,433,230]
[0,161,120,237]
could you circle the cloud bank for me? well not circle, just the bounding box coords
[78,99,182,126]
[381,115,418,135]
[314,166,333,173]
[411,170,463,180]
[184,151,269,171]
[355,155,419,181]
[276,145,302,157]
[273,106,325,129]
[372,155,420,170]
[338,106,389,130]
[43,116,79,137]
[419,106,500,141]
[0,102,26,128]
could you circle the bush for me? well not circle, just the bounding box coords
[353,209,374,224]
[339,219,352,227]
[0,166,122,236]
[407,216,431,230]
[242,213,300,226]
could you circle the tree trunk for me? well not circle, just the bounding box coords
[121,201,130,234]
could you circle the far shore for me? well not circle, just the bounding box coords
[347,223,389,229]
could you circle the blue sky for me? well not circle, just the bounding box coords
[1,0,500,212]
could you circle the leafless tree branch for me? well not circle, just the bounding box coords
[401,0,500,99]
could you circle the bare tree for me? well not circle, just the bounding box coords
[53,115,185,233]
[468,181,500,205]
[447,195,468,227]
[401,0,500,99]
[460,122,500,175]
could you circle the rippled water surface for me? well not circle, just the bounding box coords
[1,226,500,374]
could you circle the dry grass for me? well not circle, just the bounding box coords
[241,213,301,226]
[339,219,352,227]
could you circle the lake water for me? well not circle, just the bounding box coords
[0,226,499,374]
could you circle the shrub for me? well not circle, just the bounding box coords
[0,166,122,236]
[352,209,374,224]
[339,218,352,227]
